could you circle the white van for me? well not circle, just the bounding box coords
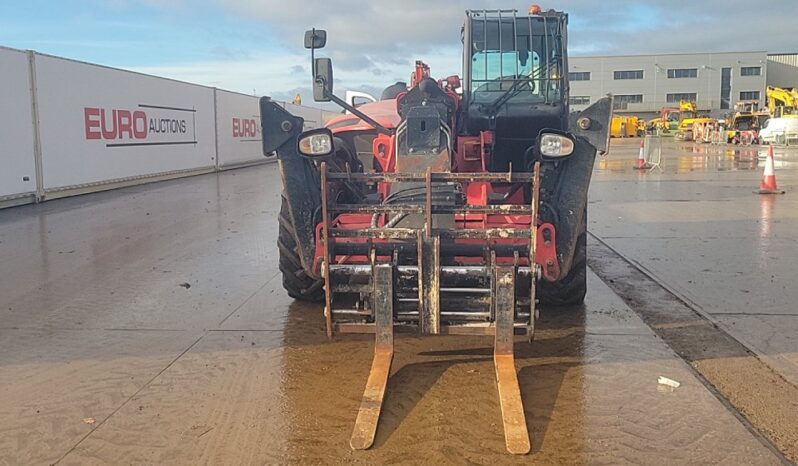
[759,116,798,144]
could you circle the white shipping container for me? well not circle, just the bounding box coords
[215,89,270,167]
[33,53,217,192]
[0,47,37,200]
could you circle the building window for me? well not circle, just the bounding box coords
[613,94,643,109]
[740,66,761,76]
[666,93,697,103]
[613,70,643,80]
[740,91,761,100]
[569,71,591,81]
[569,96,590,105]
[720,67,732,110]
[667,68,698,78]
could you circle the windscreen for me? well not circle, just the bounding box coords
[468,15,563,105]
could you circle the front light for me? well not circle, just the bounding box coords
[539,133,574,158]
[298,132,333,156]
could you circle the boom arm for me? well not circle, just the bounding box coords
[767,86,798,116]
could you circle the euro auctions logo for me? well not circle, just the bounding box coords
[84,104,197,147]
[232,117,261,141]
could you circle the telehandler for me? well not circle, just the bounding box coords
[260,6,611,454]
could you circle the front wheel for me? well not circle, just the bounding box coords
[278,196,324,302]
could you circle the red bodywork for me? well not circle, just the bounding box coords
[317,67,559,281]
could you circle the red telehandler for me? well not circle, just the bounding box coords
[260,6,612,454]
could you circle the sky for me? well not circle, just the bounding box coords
[1,0,796,104]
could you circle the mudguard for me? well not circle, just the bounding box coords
[260,97,322,276]
[540,95,612,279]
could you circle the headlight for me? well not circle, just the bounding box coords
[297,129,334,157]
[539,133,574,158]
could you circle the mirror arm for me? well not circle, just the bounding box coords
[323,85,393,135]
[310,28,316,79]
[305,29,390,135]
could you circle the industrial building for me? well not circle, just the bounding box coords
[568,51,798,116]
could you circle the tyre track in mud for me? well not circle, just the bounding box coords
[588,232,797,464]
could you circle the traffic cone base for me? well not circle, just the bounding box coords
[633,140,651,170]
[757,188,785,195]
[756,145,785,195]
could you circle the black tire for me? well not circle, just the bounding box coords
[278,196,324,302]
[538,229,587,306]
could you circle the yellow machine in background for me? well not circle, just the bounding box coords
[610,115,639,137]
[636,118,647,136]
[735,100,761,114]
[726,100,769,142]
[674,100,714,141]
[767,86,798,118]
[760,87,798,144]
[649,107,679,133]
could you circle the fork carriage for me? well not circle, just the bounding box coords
[320,165,549,336]
[319,163,550,454]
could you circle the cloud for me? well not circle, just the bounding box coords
[211,45,250,61]
[136,1,798,100]
[212,0,468,51]
[562,0,797,56]
[131,52,307,95]
[210,0,798,58]
[130,51,407,109]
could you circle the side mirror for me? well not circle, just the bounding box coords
[297,128,335,158]
[313,58,333,102]
[304,29,327,49]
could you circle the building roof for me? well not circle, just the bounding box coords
[570,51,767,59]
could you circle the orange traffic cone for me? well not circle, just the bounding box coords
[634,139,650,170]
[757,145,785,194]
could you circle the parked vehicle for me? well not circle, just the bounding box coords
[759,116,798,145]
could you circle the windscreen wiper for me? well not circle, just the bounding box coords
[479,58,560,117]
[480,77,529,117]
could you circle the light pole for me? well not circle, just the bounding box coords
[654,63,664,112]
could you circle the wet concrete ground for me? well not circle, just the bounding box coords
[0,155,791,464]
[591,138,798,388]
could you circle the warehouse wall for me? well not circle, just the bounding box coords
[569,51,768,113]
[767,54,798,89]
[0,47,337,208]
